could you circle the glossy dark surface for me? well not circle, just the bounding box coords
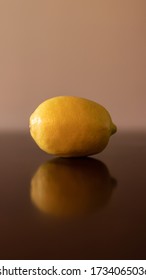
[0,131,146,260]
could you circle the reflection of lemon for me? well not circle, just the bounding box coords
[30,158,116,218]
[29,96,117,157]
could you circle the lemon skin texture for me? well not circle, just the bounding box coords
[29,96,117,157]
[30,158,116,218]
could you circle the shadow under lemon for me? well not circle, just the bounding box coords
[30,157,117,218]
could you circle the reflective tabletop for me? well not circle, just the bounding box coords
[0,131,146,259]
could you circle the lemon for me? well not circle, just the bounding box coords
[30,158,116,218]
[29,96,117,157]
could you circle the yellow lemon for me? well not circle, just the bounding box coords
[30,158,116,218]
[29,96,117,157]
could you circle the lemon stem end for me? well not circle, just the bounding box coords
[111,123,117,135]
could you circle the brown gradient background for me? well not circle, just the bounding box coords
[0,0,145,131]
